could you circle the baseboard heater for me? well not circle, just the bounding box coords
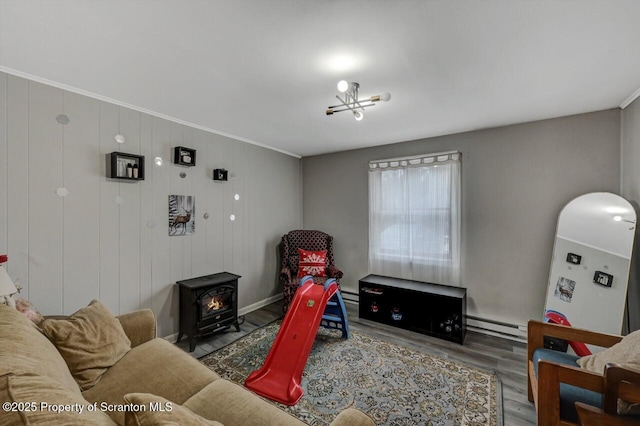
[340,290,359,305]
[465,315,527,343]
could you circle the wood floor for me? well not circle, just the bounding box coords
[174,301,537,425]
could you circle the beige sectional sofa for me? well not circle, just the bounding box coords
[0,303,374,425]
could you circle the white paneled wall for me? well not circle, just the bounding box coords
[0,73,302,336]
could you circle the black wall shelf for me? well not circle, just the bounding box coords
[213,168,228,181]
[107,152,145,180]
[174,146,196,167]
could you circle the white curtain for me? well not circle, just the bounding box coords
[368,151,461,285]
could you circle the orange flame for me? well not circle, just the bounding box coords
[207,297,222,311]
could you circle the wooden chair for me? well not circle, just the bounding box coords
[575,364,640,425]
[527,319,622,425]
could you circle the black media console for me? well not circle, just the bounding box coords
[358,274,466,344]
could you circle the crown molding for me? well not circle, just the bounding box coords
[621,86,640,110]
[0,66,301,159]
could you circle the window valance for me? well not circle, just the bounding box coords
[369,150,460,170]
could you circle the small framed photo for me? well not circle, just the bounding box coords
[169,195,195,236]
[566,253,582,265]
[554,276,576,303]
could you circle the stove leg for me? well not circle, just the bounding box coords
[233,320,240,332]
[189,337,196,352]
[176,331,184,344]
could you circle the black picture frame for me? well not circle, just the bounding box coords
[566,253,582,265]
[593,271,613,287]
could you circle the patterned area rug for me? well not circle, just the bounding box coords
[200,322,502,425]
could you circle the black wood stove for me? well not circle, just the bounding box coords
[176,272,241,352]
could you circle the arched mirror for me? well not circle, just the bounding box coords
[544,192,636,336]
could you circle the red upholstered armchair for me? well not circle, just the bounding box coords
[280,230,343,312]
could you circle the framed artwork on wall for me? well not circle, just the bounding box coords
[169,195,195,236]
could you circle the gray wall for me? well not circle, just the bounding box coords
[303,110,621,326]
[622,97,640,331]
[0,72,302,337]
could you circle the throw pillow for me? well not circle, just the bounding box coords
[578,329,640,373]
[297,249,327,278]
[578,329,640,415]
[123,393,224,426]
[41,299,131,391]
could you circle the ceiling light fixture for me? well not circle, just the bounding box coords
[326,81,391,121]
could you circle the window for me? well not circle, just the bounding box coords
[368,151,461,285]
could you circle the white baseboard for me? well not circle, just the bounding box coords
[238,294,283,316]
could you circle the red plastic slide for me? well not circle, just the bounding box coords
[544,310,592,357]
[245,276,339,405]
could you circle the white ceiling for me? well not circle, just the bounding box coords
[1,0,640,158]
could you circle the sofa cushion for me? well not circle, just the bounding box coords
[41,300,132,391]
[0,305,80,394]
[0,374,24,426]
[0,373,115,425]
[183,379,306,426]
[82,338,219,425]
[123,393,224,426]
[115,310,156,348]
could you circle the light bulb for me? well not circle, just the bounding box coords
[230,214,236,221]
[614,215,622,222]
[154,156,163,166]
[115,134,125,144]
[353,110,364,121]
[234,194,240,201]
[380,92,391,102]
[337,80,349,93]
